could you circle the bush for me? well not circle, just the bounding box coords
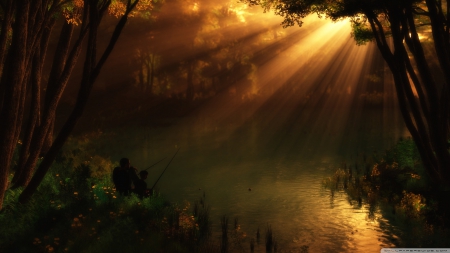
[0,148,182,253]
[323,138,450,247]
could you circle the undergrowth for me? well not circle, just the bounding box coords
[0,139,216,253]
[323,137,450,247]
[0,134,275,253]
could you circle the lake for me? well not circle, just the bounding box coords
[104,95,410,252]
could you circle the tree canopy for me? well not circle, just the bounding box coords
[242,0,450,188]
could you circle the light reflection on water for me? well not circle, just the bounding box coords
[113,108,407,253]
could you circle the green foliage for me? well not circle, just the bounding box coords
[385,137,415,167]
[57,131,116,179]
[3,132,284,252]
[0,147,189,253]
[324,138,450,246]
[385,137,430,190]
[323,138,427,200]
[0,140,241,253]
[350,21,373,45]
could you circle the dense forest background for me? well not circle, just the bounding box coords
[63,0,390,134]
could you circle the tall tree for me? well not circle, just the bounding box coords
[242,0,450,189]
[0,0,146,209]
[135,49,161,95]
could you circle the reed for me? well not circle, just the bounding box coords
[256,227,260,244]
[265,224,273,253]
[220,215,229,253]
[3,133,299,252]
[324,138,450,247]
[195,197,211,241]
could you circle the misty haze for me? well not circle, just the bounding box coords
[1,1,449,253]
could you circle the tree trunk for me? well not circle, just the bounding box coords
[139,63,145,93]
[150,55,155,95]
[12,20,55,187]
[0,0,14,108]
[366,7,450,188]
[19,0,139,203]
[186,63,194,101]
[11,17,79,189]
[41,119,54,156]
[0,0,30,210]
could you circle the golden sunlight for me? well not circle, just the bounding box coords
[229,3,250,23]
[192,2,199,12]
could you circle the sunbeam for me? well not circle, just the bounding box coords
[3,0,448,252]
[171,12,405,161]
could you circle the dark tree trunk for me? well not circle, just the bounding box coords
[186,62,194,101]
[0,0,30,209]
[139,64,145,93]
[0,0,14,110]
[0,0,139,208]
[19,0,139,203]
[11,17,79,189]
[12,20,55,187]
[41,119,54,156]
[366,6,450,188]
[149,59,154,94]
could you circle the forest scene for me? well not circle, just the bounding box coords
[0,0,450,252]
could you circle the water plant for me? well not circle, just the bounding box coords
[221,215,229,253]
[324,137,450,247]
[265,224,274,253]
[3,131,294,253]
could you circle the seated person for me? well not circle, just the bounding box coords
[113,158,135,195]
[134,170,152,198]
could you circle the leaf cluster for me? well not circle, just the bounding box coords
[240,0,428,43]
[350,18,374,45]
[324,137,450,240]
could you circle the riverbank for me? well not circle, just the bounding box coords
[2,133,277,253]
[4,91,422,252]
[323,137,450,248]
[0,146,219,253]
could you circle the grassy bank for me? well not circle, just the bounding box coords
[1,178,184,253]
[1,134,281,253]
[1,134,217,253]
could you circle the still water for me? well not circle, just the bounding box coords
[105,97,410,252]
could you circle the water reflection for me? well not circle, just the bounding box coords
[102,104,406,252]
[98,18,409,252]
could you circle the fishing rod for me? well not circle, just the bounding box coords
[151,148,180,189]
[144,157,167,171]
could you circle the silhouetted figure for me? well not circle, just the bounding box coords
[134,170,152,198]
[113,158,138,196]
